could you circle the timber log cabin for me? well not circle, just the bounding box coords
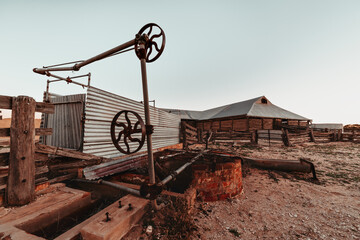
[163,96,311,132]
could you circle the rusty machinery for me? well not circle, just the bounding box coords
[34,23,166,200]
[34,23,208,205]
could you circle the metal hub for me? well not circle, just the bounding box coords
[135,23,166,62]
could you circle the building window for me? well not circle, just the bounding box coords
[261,98,268,104]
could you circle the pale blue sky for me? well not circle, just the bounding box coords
[1,1,359,124]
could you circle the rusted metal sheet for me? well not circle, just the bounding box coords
[40,93,85,150]
[83,86,181,158]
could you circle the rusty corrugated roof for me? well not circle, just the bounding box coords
[163,96,310,121]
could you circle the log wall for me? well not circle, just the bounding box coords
[195,117,308,132]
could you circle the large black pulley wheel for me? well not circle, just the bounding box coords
[135,23,166,62]
[111,110,146,154]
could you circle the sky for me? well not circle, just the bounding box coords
[1,1,359,124]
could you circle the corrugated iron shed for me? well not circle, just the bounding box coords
[82,86,181,158]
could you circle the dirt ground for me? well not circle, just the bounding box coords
[131,142,360,239]
[192,142,360,240]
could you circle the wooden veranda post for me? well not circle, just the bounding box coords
[7,96,36,206]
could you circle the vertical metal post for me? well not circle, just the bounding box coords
[139,44,156,185]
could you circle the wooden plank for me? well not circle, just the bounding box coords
[0,152,9,163]
[35,102,55,114]
[185,128,197,137]
[0,95,54,113]
[7,96,36,206]
[0,128,10,137]
[0,95,12,109]
[49,159,99,171]
[1,186,92,236]
[47,173,77,184]
[80,194,149,240]
[35,128,53,136]
[35,143,104,162]
[34,152,49,162]
[0,128,52,137]
[0,166,8,174]
[183,122,197,132]
[35,165,49,176]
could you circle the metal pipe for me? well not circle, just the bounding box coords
[73,178,141,196]
[75,39,136,69]
[45,72,90,88]
[98,179,142,196]
[139,44,156,185]
[33,39,136,75]
[43,60,84,68]
[158,151,206,186]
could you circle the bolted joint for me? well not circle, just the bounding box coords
[105,212,111,222]
[140,183,163,200]
[127,203,133,211]
[146,125,154,135]
[137,44,147,59]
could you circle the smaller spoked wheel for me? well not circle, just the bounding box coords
[110,110,146,154]
[135,23,166,62]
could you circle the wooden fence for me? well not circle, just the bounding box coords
[181,124,360,148]
[0,95,54,206]
[341,131,360,143]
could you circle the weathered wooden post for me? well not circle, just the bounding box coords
[309,129,315,142]
[7,96,36,206]
[282,128,290,147]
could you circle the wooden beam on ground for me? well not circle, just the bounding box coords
[80,194,149,240]
[7,96,36,206]
[35,143,105,162]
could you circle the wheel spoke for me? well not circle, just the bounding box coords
[147,25,153,36]
[124,137,130,153]
[117,130,124,142]
[152,41,160,52]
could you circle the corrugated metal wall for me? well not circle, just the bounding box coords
[83,86,181,158]
[41,93,85,150]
